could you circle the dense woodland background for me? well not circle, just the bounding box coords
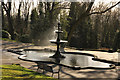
[1,1,120,51]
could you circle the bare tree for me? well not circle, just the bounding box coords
[67,1,120,44]
[2,2,15,39]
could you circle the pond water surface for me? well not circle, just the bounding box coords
[21,51,111,68]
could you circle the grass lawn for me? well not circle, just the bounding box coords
[0,64,57,80]
[1,38,17,42]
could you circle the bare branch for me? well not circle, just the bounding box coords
[86,1,95,13]
[54,2,61,6]
[89,1,120,15]
[53,7,70,11]
[2,2,7,12]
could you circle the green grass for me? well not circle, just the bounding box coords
[0,64,56,80]
[1,38,17,42]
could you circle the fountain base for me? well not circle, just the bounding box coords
[49,51,65,58]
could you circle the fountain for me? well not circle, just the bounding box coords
[49,22,67,58]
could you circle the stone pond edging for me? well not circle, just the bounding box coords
[11,48,118,70]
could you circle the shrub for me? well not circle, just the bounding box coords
[19,34,32,43]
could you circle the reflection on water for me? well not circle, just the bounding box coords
[21,51,110,68]
[70,56,77,66]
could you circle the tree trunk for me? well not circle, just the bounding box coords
[7,13,14,40]
[2,7,4,28]
[2,2,15,39]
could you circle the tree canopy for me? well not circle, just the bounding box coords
[2,1,120,50]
